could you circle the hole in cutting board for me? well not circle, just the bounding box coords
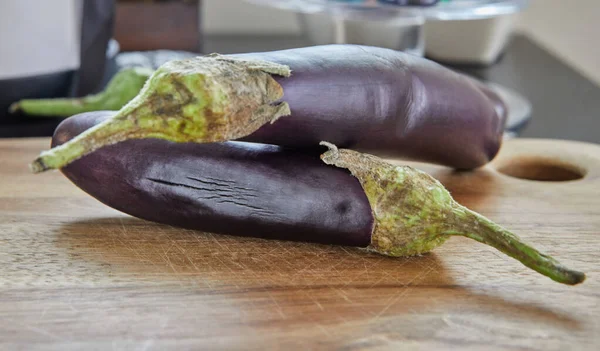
[496,157,585,182]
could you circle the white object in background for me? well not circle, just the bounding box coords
[297,13,426,56]
[203,0,301,35]
[0,0,81,80]
[424,14,516,65]
[344,16,425,55]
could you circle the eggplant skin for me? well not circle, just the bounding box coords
[53,112,374,248]
[236,45,507,169]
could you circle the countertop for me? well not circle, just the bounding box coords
[1,137,599,350]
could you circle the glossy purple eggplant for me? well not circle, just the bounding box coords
[236,45,507,169]
[34,45,507,173]
[53,111,374,247]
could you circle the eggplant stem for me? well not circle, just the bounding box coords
[30,116,134,173]
[30,56,291,173]
[11,96,101,117]
[8,102,20,114]
[446,205,586,285]
[9,67,153,117]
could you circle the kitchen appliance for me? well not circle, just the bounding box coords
[246,0,528,56]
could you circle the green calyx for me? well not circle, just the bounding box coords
[320,142,585,286]
[30,54,291,173]
[10,67,154,117]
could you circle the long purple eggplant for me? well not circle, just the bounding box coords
[32,45,506,173]
[53,112,584,285]
[236,45,507,169]
[54,111,374,247]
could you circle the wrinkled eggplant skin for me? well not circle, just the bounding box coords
[236,45,507,169]
[53,112,374,247]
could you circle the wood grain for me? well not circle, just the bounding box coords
[0,137,598,350]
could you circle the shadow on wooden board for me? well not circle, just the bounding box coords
[56,216,582,331]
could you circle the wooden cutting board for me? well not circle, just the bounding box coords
[1,137,598,350]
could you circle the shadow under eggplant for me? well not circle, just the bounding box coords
[55,216,583,331]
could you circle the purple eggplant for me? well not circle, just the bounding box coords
[32,45,506,173]
[236,45,507,169]
[53,112,584,285]
[53,111,374,247]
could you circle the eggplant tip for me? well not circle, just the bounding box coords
[567,270,586,285]
[319,141,338,152]
[319,141,341,165]
[8,102,20,114]
[29,158,47,174]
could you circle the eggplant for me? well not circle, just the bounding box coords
[32,45,506,173]
[237,45,507,169]
[54,111,374,247]
[54,112,584,285]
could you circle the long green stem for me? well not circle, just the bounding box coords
[10,67,153,117]
[446,205,585,285]
[11,95,103,116]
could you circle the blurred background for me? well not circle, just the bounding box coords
[201,0,600,84]
[0,0,598,142]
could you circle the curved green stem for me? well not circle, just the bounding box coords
[446,205,586,285]
[10,67,153,117]
[11,95,103,116]
[320,142,585,285]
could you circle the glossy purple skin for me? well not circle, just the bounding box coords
[54,112,374,247]
[235,45,507,169]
